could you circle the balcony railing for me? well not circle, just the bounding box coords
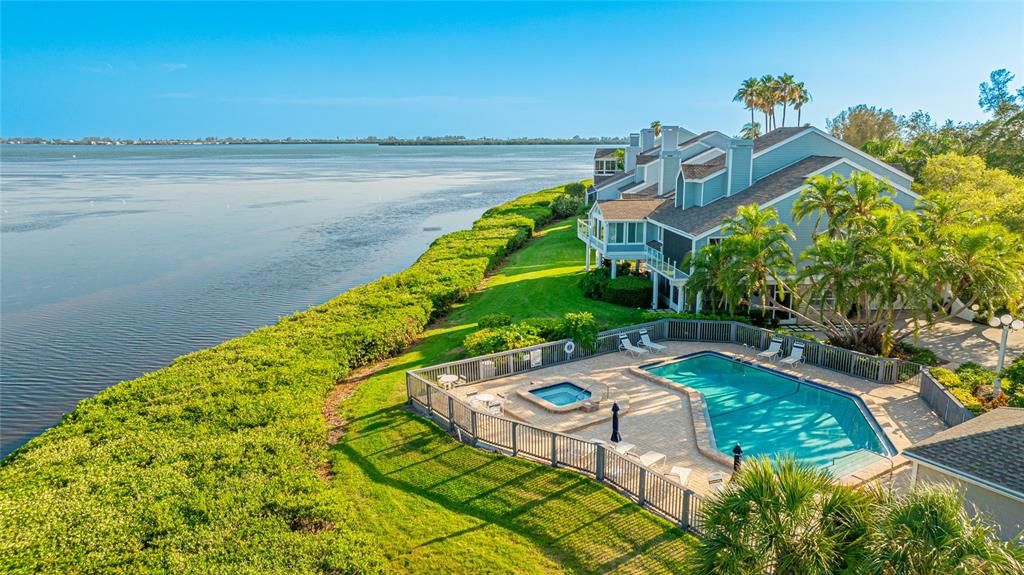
[576,218,590,240]
[645,246,689,280]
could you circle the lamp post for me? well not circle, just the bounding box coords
[987,313,1023,396]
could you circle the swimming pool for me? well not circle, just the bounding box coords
[529,382,592,407]
[644,352,894,469]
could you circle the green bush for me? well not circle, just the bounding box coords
[603,275,652,308]
[897,341,940,366]
[640,311,753,324]
[551,194,583,219]
[478,313,513,328]
[564,182,587,198]
[520,317,563,340]
[0,181,573,572]
[463,324,546,356]
[1002,355,1024,407]
[932,368,985,414]
[559,312,599,349]
[578,268,611,299]
[955,362,996,393]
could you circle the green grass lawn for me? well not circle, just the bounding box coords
[325,220,696,573]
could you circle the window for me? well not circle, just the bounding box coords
[608,222,624,243]
[709,237,724,246]
[627,222,642,243]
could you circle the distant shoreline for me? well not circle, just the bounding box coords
[1,138,627,147]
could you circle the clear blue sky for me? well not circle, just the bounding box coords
[2,1,1022,139]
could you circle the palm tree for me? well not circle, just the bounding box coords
[650,120,662,137]
[793,81,812,126]
[758,74,777,130]
[682,242,728,311]
[831,171,898,236]
[739,121,762,139]
[793,173,848,238]
[693,456,873,575]
[777,73,797,127]
[718,204,797,313]
[733,77,761,133]
[869,485,1023,575]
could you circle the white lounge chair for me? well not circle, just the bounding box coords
[757,336,784,360]
[629,450,666,469]
[638,329,667,354]
[780,341,806,366]
[669,466,692,487]
[619,334,650,359]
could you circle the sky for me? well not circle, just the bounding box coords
[2,1,1022,139]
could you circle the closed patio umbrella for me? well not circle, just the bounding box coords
[610,402,622,443]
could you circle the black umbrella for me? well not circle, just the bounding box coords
[610,402,622,443]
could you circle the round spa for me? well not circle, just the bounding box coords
[517,381,593,413]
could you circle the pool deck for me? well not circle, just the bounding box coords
[450,341,948,496]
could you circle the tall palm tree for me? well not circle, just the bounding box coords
[793,81,812,126]
[777,73,797,127]
[719,204,797,312]
[758,74,776,131]
[831,171,898,236]
[869,485,1023,575]
[793,173,848,238]
[733,77,761,132]
[682,242,728,311]
[650,120,662,137]
[693,456,873,575]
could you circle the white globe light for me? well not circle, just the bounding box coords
[989,317,1002,327]
[1013,319,1024,330]
[1001,314,1014,325]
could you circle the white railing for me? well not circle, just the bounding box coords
[576,218,590,240]
[407,318,933,535]
[644,246,688,280]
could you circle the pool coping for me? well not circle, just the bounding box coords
[516,381,594,413]
[632,350,899,470]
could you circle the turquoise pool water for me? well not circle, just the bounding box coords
[645,353,891,469]
[530,382,591,406]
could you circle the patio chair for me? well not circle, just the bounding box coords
[669,466,692,487]
[638,329,667,354]
[627,450,666,469]
[780,341,806,366]
[756,336,784,360]
[618,334,650,359]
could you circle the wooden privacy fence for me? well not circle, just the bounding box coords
[405,318,949,535]
[405,375,707,534]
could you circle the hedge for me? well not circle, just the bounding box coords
[0,183,574,572]
[603,275,653,308]
[931,368,985,414]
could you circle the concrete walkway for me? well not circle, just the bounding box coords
[911,318,1024,370]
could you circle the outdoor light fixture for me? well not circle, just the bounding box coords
[987,314,1023,395]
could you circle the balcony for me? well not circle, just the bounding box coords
[645,246,689,280]
[576,218,590,241]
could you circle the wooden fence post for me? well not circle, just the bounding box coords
[426,385,432,414]
[470,411,478,444]
[681,490,691,531]
[638,468,647,506]
[511,422,518,457]
[405,375,412,406]
[596,445,605,482]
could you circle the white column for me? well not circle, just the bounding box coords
[610,259,617,278]
[651,274,659,309]
[695,291,703,314]
[585,244,591,271]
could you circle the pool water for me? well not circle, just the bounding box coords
[645,353,892,469]
[530,382,591,406]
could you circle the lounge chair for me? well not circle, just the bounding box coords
[619,334,650,359]
[756,336,784,360]
[780,341,806,366]
[707,471,726,494]
[669,466,692,487]
[638,329,667,354]
[628,450,666,469]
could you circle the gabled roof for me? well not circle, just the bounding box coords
[677,130,716,150]
[620,182,659,197]
[596,198,667,220]
[594,148,621,160]
[682,155,725,180]
[905,408,1024,498]
[637,151,659,165]
[753,127,808,152]
[648,155,840,236]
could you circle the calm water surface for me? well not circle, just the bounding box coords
[0,144,594,457]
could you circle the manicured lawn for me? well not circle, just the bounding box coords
[326,220,694,573]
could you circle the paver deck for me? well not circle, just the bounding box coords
[451,342,948,496]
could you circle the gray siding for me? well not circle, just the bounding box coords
[702,172,728,205]
[753,131,912,189]
[683,181,701,208]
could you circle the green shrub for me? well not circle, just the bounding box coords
[955,362,996,393]
[897,341,940,366]
[463,324,545,356]
[520,317,563,340]
[559,312,599,349]
[603,275,652,308]
[478,313,513,328]
[931,368,984,414]
[1002,355,1024,407]
[640,311,753,324]
[564,182,587,198]
[579,268,611,299]
[551,194,583,219]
